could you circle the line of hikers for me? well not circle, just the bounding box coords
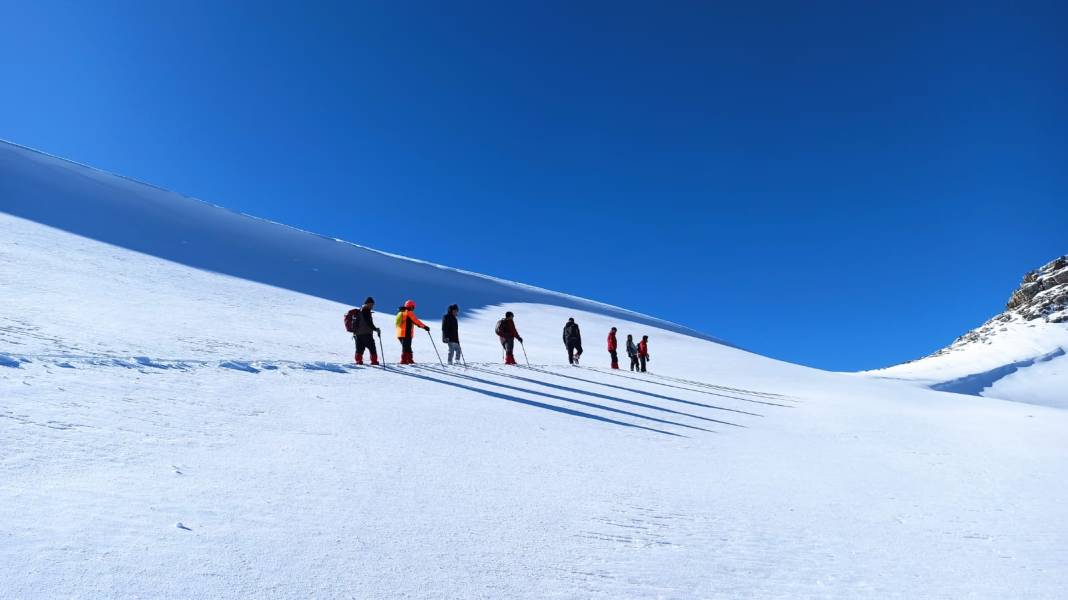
[344,297,651,371]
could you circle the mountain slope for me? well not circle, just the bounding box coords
[874,256,1068,407]
[0,140,717,343]
[2,144,1067,598]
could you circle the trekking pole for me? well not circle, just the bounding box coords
[376,330,386,366]
[458,344,468,369]
[425,328,445,367]
[519,340,531,367]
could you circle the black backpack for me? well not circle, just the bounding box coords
[495,319,506,337]
[344,308,361,333]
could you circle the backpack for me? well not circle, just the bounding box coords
[344,308,361,333]
[495,319,506,337]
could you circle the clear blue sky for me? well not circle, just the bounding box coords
[2,1,1065,370]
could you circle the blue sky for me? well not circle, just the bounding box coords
[2,1,1065,370]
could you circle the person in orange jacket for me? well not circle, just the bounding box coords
[395,300,430,364]
[607,327,619,369]
[637,335,650,373]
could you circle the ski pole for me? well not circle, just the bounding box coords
[425,328,445,367]
[376,330,386,366]
[519,340,531,367]
[458,344,468,369]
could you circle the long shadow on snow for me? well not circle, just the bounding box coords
[519,365,791,411]
[382,366,682,437]
[589,367,798,403]
[577,367,798,406]
[618,368,793,399]
[931,347,1066,396]
[464,365,759,421]
[407,366,721,432]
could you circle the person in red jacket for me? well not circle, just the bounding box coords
[395,300,430,364]
[638,335,650,372]
[495,311,523,365]
[607,327,619,369]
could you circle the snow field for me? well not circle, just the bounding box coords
[3,213,1068,597]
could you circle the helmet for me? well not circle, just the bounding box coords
[404,300,416,309]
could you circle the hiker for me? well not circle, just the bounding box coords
[349,296,382,365]
[562,317,583,365]
[441,304,462,365]
[395,300,430,364]
[495,311,523,365]
[607,327,619,369]
[638,335,650,372]
[626,334,640,372]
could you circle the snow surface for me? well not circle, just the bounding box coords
[874,321,1068,406]
[3,143,1068,598]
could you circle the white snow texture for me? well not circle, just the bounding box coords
[2,141,1066,598]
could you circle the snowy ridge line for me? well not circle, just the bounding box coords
[930,347,1066,397]
[0,139,724,346]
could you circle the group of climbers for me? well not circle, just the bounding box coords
[603,323,650,372]
[345,300,651,370]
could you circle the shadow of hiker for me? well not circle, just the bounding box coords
[381,366,682,437]
[462,365,759,422]
[518,365,792,410]
[406,366,723,433]
[607,368,798,403]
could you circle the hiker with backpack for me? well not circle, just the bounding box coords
[495,311,523,365]
[626,334,640,372]
[607,327,619,369]
[345,296,382,365]
[638,335,651,372]
[441,304,462,365]
[395,300,430,364]
[562,317,583,365]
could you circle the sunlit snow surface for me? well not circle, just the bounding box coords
[2,148,1068,597]
[874,322,1068,407]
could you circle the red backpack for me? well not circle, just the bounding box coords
[344,309,360,333]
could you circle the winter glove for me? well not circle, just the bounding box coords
[443,337,450,343]
[424,325,431,331]
[517,337,524,343]
[375,327,381,334]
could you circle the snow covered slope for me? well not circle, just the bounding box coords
[0,140,718,343]
[874,256,1068,407]
[3,143,1068,598]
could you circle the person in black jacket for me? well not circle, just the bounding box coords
[441,304,462,365]
[626,334,639,371]
[562,317,583,365]
[354,296,382,365]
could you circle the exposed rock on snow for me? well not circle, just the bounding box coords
[874,255,1068,406]
[932,255,1068,357]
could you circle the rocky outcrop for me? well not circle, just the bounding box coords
[927,254,1068,358]
[1007,256,1068,322]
